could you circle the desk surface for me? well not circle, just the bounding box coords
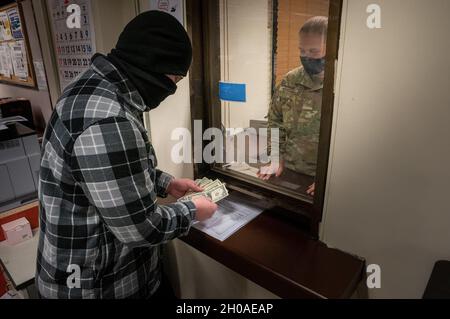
[0,122,36,142]
[0,230,38,290]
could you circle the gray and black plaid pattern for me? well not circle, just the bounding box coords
[36,55,196,299]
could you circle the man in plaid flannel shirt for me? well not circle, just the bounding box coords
[36,11,217,299]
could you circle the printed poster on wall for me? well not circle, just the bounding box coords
[0,44,6,76]
[0,43,13,77]
[0,11,12,41]
[10,40,28,79]
[149,0,184,26]
[47,0,96,90]
[6,7,23,39]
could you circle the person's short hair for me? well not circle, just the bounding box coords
[299,16,328,39]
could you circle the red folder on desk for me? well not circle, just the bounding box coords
[0,267,7,296]
[0,271,7,296]
[0,202,39,242]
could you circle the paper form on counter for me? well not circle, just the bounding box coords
[193,191,264,241]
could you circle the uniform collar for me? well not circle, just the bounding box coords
[90,54,147,112]
[295,67,324,90]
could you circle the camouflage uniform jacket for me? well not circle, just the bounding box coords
[267,66,323,177]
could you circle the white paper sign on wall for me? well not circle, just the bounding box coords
[33,61,48,91]
[149,0,184,26]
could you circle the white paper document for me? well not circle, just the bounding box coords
[33,61,48,91]
[10,40,28,79]
[0,43,13,77]
[0,115,28,124]
[0,115,28,130]
[193,192,264,241]
[224,162,260,178]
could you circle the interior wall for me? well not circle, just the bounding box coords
[322,0,450,298]
[91,0,138,54]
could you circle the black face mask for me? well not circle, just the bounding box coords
[107,53,177,110]
[301,56,326,76]
[107,11,192,111]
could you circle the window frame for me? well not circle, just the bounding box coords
[186,0,343,238]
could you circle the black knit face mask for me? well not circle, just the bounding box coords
[107,10,192,110]
[131,69,178,109]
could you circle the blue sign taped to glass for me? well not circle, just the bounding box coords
[219,82,246,102]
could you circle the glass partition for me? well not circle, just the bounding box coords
[213,0,330,202]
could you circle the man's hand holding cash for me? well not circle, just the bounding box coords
[178,177,229,203]
[169,177,229,222]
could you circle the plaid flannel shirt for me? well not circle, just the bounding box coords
[36,54,196,299]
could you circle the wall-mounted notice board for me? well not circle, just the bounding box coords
[46,0,96,91]
[0,2,36,88]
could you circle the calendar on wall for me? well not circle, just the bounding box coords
[46,0,96,91]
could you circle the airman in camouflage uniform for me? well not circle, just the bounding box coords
[261,16,328,188]
[267,66,323,177]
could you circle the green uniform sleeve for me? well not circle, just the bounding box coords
[267,81,288,158]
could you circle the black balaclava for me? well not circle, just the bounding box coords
[106,11,192,110]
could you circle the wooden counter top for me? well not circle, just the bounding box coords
[181,208,365,299]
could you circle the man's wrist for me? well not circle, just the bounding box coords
[165,177,176,197]
[182,200,197,222]
[158,172,175,198]
[165,177,174,192]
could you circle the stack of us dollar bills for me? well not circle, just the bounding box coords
[178,177,229,203]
